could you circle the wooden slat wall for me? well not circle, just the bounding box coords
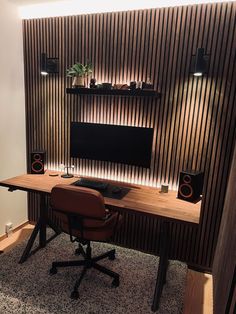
[212,142,236,314]
[22,2,236,270]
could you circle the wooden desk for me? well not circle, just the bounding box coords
[0,172,201,311]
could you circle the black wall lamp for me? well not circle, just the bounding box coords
[191,48,209,77]
[40,52,59,75]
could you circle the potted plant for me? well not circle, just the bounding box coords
[67,62,92,87]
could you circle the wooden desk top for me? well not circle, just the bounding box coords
[0,172,201,225]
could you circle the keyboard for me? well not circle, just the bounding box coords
[73,178,109,191]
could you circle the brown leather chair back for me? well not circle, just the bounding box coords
[50,184,120,241]
[51,184,106,218]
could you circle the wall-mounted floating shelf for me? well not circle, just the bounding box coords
[66,87,161,98]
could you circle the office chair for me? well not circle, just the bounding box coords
[49,184,122,299]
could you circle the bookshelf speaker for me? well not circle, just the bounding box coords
[30,151,46,174]
[178,170,204,202]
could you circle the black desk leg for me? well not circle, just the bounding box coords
[19,193,60,264]
[19,220,42,263]
[39,193,47,248]
[151,221,170,312]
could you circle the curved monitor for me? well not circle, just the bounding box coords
[70,122,153,168]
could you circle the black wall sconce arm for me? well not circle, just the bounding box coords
[40,52,59,75]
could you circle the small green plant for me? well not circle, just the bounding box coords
[66,62,92,77]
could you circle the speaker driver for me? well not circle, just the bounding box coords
[183,174,191,184]
[178,183,193,198]
[31,161,44,173]
[33,153,41,161]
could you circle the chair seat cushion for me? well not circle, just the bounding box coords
[57,210,122,241]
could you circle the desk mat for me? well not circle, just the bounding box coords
[71,180,130,200]
[101,185,130,199]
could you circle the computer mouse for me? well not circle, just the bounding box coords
[112,187,122,194]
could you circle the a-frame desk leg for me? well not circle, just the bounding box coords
[151,221,170,312]
[19,193,60,264]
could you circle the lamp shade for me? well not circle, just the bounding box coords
[40,52,48,75]
[193,48,206,76]
[40,52,59,75]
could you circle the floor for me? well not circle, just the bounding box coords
[0,224,213,314]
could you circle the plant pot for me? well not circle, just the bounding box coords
[72,76,85,88]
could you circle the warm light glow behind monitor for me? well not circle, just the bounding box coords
[70,122,154,168]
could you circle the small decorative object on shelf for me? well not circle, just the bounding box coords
[67,62,92,88]
[90,78,97,88]
[142,83,154,89]
[142,77,154,89]
[130,81,136,90]
[136,81,143,89]
[102,83,112,90]
[113,84,129,90]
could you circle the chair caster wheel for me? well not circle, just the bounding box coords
[70,290,79,299]
[50,267,57,275]
[109,252,115,260]
[112,277,120,287]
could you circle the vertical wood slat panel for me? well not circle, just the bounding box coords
[23,2,236,270]
[212,142,236,314]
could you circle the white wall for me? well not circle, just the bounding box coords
[0,0,27,236]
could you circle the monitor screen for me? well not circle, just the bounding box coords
[70,122,153,168]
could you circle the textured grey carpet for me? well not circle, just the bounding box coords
[0,232,187,314]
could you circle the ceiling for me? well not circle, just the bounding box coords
[9,0,233,19]
[8,0,60,5]
[8,0,233,7]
